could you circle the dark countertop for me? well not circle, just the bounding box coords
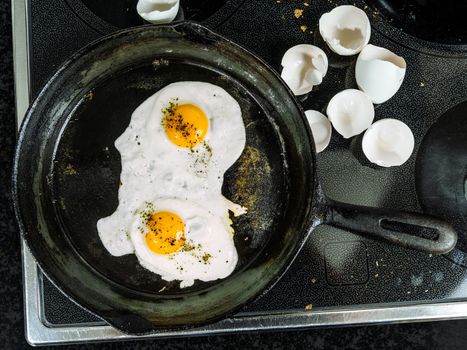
[1,2,467,349]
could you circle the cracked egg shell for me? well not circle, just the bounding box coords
[281,44,328,96]
[362,118,414,167]
[137,0,179,24]
[356,44,407,104]
[305,110,332,153]
[327,89,374,138]
[319,5,371,56]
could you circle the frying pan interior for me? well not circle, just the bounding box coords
[52,61,295,294]
[14,23,315,331]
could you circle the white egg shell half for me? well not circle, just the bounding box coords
[355,44,407,104]
[327,89,374,138]
[305,110,332,153]
[362,118,414,167]
[281,44,328,96]
[319,5,371,56]
[137,0,179,24]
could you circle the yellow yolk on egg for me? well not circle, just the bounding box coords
[145,211,186,254]
[163,103,209,149]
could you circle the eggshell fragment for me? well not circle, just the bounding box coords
[305,110,332,153]
[362,118,414,167]
[356,44,407,104]
[137,0,179,24]
[319,5,371,56]
[327,89,374,138]
[281,44,328,96]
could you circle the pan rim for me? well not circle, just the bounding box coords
[12,21,317,333]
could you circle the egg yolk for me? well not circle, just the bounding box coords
[163,103,209,149]
[145,211,186,255]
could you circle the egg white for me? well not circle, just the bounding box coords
[131,198,238,288]
[97,81,246,287]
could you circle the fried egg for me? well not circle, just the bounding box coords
[97,81,246,287]
[131,198,238,288]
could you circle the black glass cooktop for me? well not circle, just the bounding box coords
[64,0,245,33]
[368,0,467,45]
[29,0,467,327]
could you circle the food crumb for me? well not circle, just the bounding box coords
[310,277,317,284]
[420,82,425,87]
[294,9,304,18]
[374,273,379,278]
[202,252,212,264]
[305,304,313,311]
[64,164,77,175]
[300,25,308,32]
[158,286,167,293]
[304,2,310,6]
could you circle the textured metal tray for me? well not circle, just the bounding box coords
[21,243,467,346]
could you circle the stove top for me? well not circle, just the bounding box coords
[12,0,467,346]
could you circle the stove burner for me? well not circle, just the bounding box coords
[416,101,467,254]
[179,0,228,21]
[367,0,467,45]
[80,0,146,29]
[67,0,243,34]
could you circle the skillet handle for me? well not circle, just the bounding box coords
[322,198,457,254]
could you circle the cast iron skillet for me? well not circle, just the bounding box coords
[12,22,457,334]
